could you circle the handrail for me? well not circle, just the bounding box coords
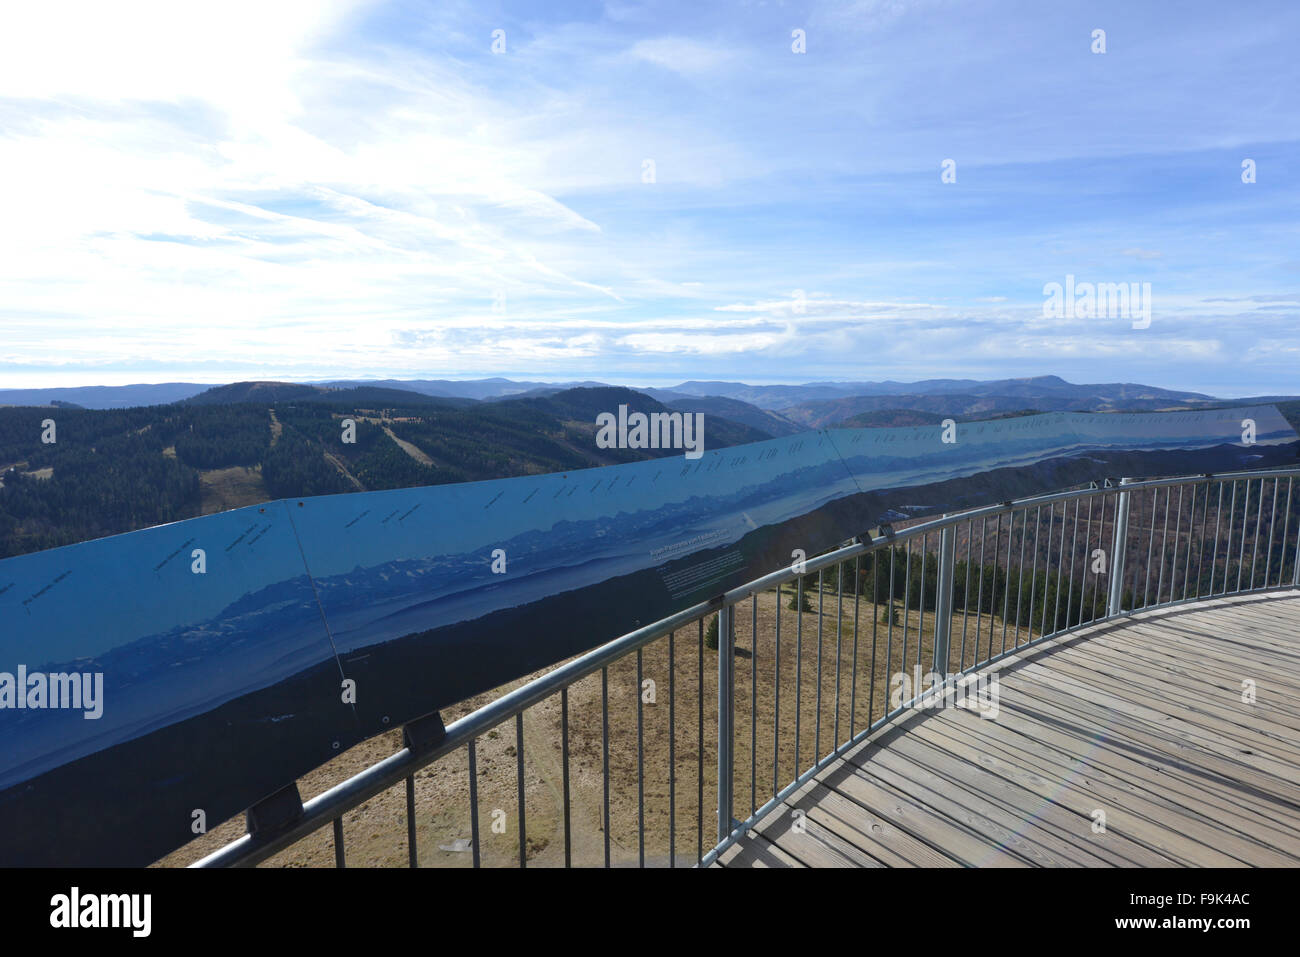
[193,465,1300,868]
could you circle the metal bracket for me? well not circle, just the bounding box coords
[245,782,304,839]
[403,711,448,754]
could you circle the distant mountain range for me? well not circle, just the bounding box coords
[5,374,1293,424]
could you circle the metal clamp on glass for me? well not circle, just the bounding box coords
[245,782,304,840]
[403,711,448,754]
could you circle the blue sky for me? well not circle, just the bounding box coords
[0,0,1297,394]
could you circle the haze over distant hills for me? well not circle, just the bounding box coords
[3,374,1293,421]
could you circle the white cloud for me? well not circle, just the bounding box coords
[625,36,739,77]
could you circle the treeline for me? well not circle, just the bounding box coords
[793,546,1108,635]
[796,496,1299,638]
[0,396,665,558]
[0,429,200,559]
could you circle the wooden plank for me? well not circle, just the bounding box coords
[818,757,1029,867]
[1042,644,1300,747]
[841,742,1110,866]
[1124,620,1300,668]
[1007,659,1300,780]
[716,831,804,868]
[1018,655,1300,774]
[928,690,1300,846]
[749,800,886,868]
[1074,631,1300,708]
[996,674,1300,806]
[879,730,1162,866]
[787,780,957,867]
[919,709,1299,865]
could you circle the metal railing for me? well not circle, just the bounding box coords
[192,466,1300,868]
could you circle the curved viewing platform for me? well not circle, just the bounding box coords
[185,468,1300,870]
[717,592,1300,867]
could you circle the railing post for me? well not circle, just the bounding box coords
[1108,479,1133,617]
[716,605,735,844]
[933,522,956,678]
[1294,523,1300,588]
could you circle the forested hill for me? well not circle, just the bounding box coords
[0,387,771,559]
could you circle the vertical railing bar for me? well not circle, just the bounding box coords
[987,515,1001,667]
[1079,495,1094,627]
[602,665,611,869]
[794,575,803,777]
[1108,484,1132,619]
[1279,478,1294,588]
[717,605,734,845]
[515,712,526,870]
[1293,479,1300,587]
[1001,514,1014,654]
[636,648,645,868]
[902,539,913,680]
[868,552,880,727]
[1209,481,1224,596]
[332,817,345,869]
[1171,485,1185,603]
[1237,479,1253,593]
[1263,476,1279,587]
[1156,484,1171,605]
[1179,484,1195,601]
[1194,480,1212,600]
[1038,504,1051,638]
[919,535,928,672]
[561,687,572,868]
[934,524,955,677]
[750,594,757,815]
[1024,505,1040,647]
[405,774,417,869]
[468,740,481,869]
[815,567,824,763]
[1094,494,1112,623]
[1054,496,1068,631]
[1144,486,1159,608]
[1066,496,1080,627]
[833,563,843,751]
[960,518,973,666]
[668,632,675,868]
[974,518,986,666]
[1223,481,1238,596]
[884,546,896,727]
[850,554,862,739]
[696,619,703,866]
[1127,487,1143,613]
[772,585,781,801]
[1249,477,1266,590]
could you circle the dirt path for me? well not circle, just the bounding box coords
[268,409,282,447]
[322,449,365,491]
[383,425,434,466]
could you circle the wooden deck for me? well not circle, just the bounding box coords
[718,591,1300,867]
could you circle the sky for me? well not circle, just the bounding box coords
[0,0,1297,395]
